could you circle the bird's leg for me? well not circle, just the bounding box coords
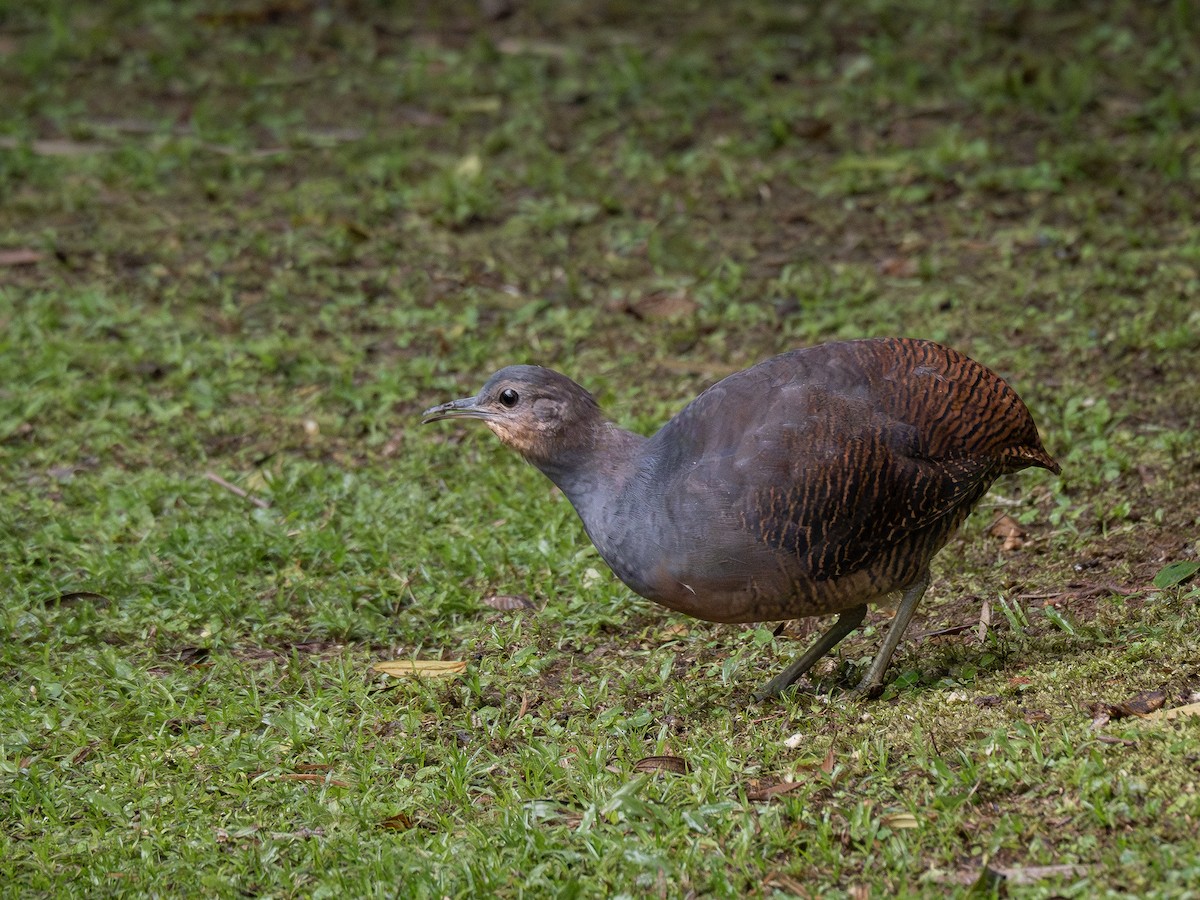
[753,604,868,702]
[853,570,931,696]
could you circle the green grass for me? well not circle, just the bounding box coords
[3,0,1200,896]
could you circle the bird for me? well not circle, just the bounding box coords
[422,338,1060,700]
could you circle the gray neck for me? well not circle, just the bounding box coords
[532,423,649,570]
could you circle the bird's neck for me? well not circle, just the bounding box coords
[532,421,647,535]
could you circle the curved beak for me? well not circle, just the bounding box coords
[421,396,494,425]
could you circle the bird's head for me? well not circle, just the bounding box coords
[422,365,603,465]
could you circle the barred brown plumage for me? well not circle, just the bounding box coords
[423,338,1060,700]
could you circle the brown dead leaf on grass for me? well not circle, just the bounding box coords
[762,871,811,897]
[633,755,691,775]
[658,622,691,641]
[481,593,536,611]
[623,291,697,321]
[977,597,992,642]
[1090,689,1167,727]
[372,659,467,678]
[878,255,918,277]
[881,812,919,829]
[203,471,271,509]
[988,513,1026,551]
[380,812,415,831]
[821,741,837,775]
[0,249,44,266]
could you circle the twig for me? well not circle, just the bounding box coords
[204,471,271,509]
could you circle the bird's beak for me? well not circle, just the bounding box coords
[421,396,494,425]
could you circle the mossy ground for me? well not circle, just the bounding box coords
[2,2,1199,896]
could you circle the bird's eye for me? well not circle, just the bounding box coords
[498,388,519,408]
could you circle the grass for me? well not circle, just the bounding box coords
[2,0,1200,896]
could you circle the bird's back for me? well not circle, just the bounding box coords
[606,338,1058,623]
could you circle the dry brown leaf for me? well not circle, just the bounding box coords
[762,871,810,897]
[633,755,691,775]
[744,779,804,801]
[380,812,414,831]
[878,255,918,277]
[820,743,836,775]
[0,249,43,266]
[1114,689,1166,717]
[372,659,467,678]
[658,622,690,640]
[1093,689,1168,725]
[988,513,1026,551]
[625,291,697,321]
[481,594,535,611]
[70,742,99,766]
[977,597,991,643]
[881,812,919,829]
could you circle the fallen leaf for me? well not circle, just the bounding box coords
[1092,689,1167,725]
[878,255,918,277]
[624,291,697,321]
[658,622,690,640]
[0,248,43,266]
[977,597,991,643]
[744,779,804,801]
[372,659,467,679]
[380,813,414,831]
[881,812,919,829]
[633,755,691,775]
[988,513,1025,551]
[762,871,809,897]
[70,742,100,766]
[481,594,536,611]
[820,743,836,775]
[1114,689,1166,717]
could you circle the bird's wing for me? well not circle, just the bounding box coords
[733,413,1002,579]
